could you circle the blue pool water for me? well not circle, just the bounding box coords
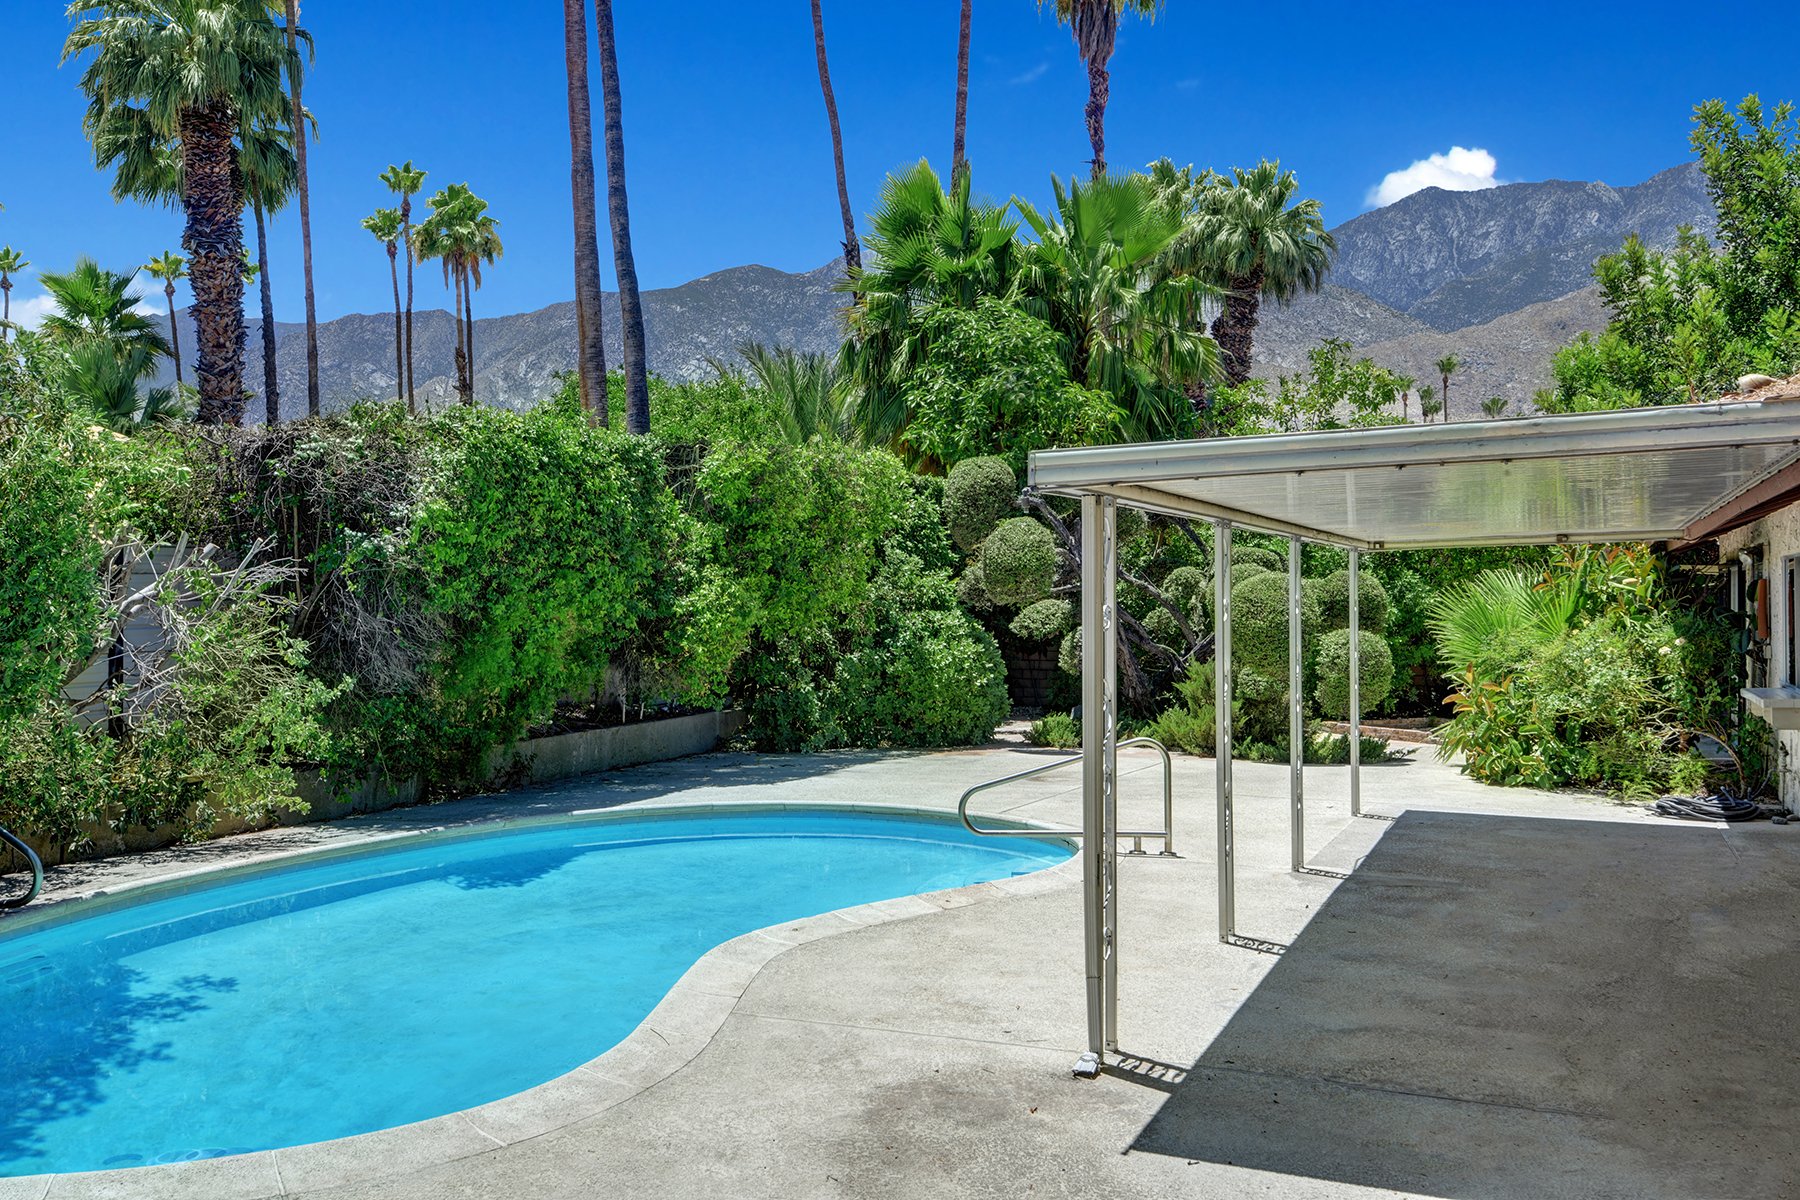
[0,808,1068,1177]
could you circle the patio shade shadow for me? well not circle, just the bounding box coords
[1127,811,1800,1200]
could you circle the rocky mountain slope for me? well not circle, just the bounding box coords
[155,164,1716,420]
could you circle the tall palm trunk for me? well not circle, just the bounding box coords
[810,0,861,274]
[254,200,280,425]
[1078,5,1120,178]
[163,282,183,386]
[462,263,477,405]
[402,196,416,414]
[387,241,403,404]
[952,0,971,182]
[180,101,248,425]
[594,0,651,433]
[564,0,609,423]
[283,0,320,416]
[1208,265,1262,387]
[450,266,468,406]
[1,279,10,339]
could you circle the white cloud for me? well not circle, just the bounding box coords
[1009,62,1049,85]
[4,292,57,333]
[1366,146,1500,208]
[3,270,165,333]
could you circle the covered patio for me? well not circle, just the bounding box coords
[1027,397,1800,1076]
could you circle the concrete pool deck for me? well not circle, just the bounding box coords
[7,745,1799,1199]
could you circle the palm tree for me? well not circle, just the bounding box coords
[809,0,861,275]
[1038,0,1161,178]
[1481,395,1509,419]
[594,0,650,433]
[1418,382,1438,423]
[380,161,427,412]
[242,123,298,425]
[277,0,319,416]
[951,0,972,184]
[140,252,187,384]
[1157,159,1334,387]
[362,208,404,404]
[733,342,841,442]
[1435,353,1461,421]
[1394,374,1416,422]
[64,340,191,431]
[561,0,608,423]
[1014,172,1218,440]
[416,183,502,405]
[38,258,172,359]
[65,0,296,425]
[0,246,28,341]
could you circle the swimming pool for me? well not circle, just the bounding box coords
[0,806,1070,1177]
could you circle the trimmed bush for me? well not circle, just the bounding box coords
[1230,570,1322,674]
[1229,562,1269,587]
[943,456,1018,551]
[1057,628,1081,677]
[1011,598,1074,642]
[980,518,1059,607]
[956,561,994,613]
[1314,568,1391,632]
[1141,605,1183,647]
[1027,713,1081,748]
[1162,565,1209,611]
[1233,545,1285,573]
[1314,628,1395,718]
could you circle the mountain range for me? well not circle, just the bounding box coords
[153,162,1717,421]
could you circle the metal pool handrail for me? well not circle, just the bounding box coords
[958,737,1176,856]
[0,825,43,910]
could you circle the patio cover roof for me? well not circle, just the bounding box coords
[1028,400,1800,551]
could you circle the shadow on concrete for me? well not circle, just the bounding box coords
[1127,810,1800,1199]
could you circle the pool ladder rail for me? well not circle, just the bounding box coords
[0,825,43,910]
[957,736,1176,856]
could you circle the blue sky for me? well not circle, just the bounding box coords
[4,1,1797,325]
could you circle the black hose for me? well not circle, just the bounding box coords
[0,826,43,909]
[1651,792,1780,822]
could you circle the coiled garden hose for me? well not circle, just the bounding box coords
[1651,792,1784,823]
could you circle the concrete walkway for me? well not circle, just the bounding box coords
[13,746,1800,1199]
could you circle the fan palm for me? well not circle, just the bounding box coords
[594,0,650,433]
[838,160,1021,448]
[141,251,186,384]
[362,208,404,404]
[1481,395,1510,419]
[1418,382,1438,423]
[1427,569,1579,677]
[1037,0,1161,178]
[1155,158,1334,387]
[416,184,502,405]
[1435,353,1461,421]
[380,161,427,412]
[64,340,192,431]
[38,258,172,359]
[736,342,841,442]
[1014,172,1218,440]
[560,0,607,423]
[0,246,28,341]
[64,0,299,425]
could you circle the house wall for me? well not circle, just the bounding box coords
[1715,503,1800,812]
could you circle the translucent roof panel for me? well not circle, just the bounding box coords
[1028,402,1800,550]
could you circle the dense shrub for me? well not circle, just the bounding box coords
[1230,571,1322,674]
[1228,562,1269,587]
[1233,545,1285,574]
[1314,628,1396,719]
[1027,712,1080,748]
[980,517,1059,607]
[1010,598,1074,642]
[1161,565,1209,611]
[943,456,1018,552]
[1312,568,1390,632]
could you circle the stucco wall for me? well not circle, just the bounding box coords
[1715,505,1800,812]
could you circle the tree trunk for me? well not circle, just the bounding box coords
[810,0,862,274]
[254,200,280,425]
[283,0,320,416]
[164,284,183,386]
[1081,9,1118,179]
[2,278,10,339]
[451,267,467,406]
[1207,268,1262,388]
[595,0,651,433]
[402,195,415,414]
[462,265,477,405]
[564,0,609,424]
[951,0,971,183]
[388,242,403,404]
[180,101,248,426]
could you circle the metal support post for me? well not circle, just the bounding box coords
[1348,549,1362,818]
[1075,495,1117,1077]
[1289,537,1305,872]
[1214,521,1234,943]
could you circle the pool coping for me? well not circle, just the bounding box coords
[0,801,1083,1200]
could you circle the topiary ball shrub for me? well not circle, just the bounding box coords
[1229,562,1269,587]
[1010,598,1074,642]
[1162,565,1209,611]
[980,517,1059,607]
[943,456,1018,552]
[1233,545,1285,573]
[1313,628,1395,719]
[956,562,993,613]
[1313,568,1390,632]
[1141,605,1183,647]
[1229,570,1321,673]
[1057,628,1081,677]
